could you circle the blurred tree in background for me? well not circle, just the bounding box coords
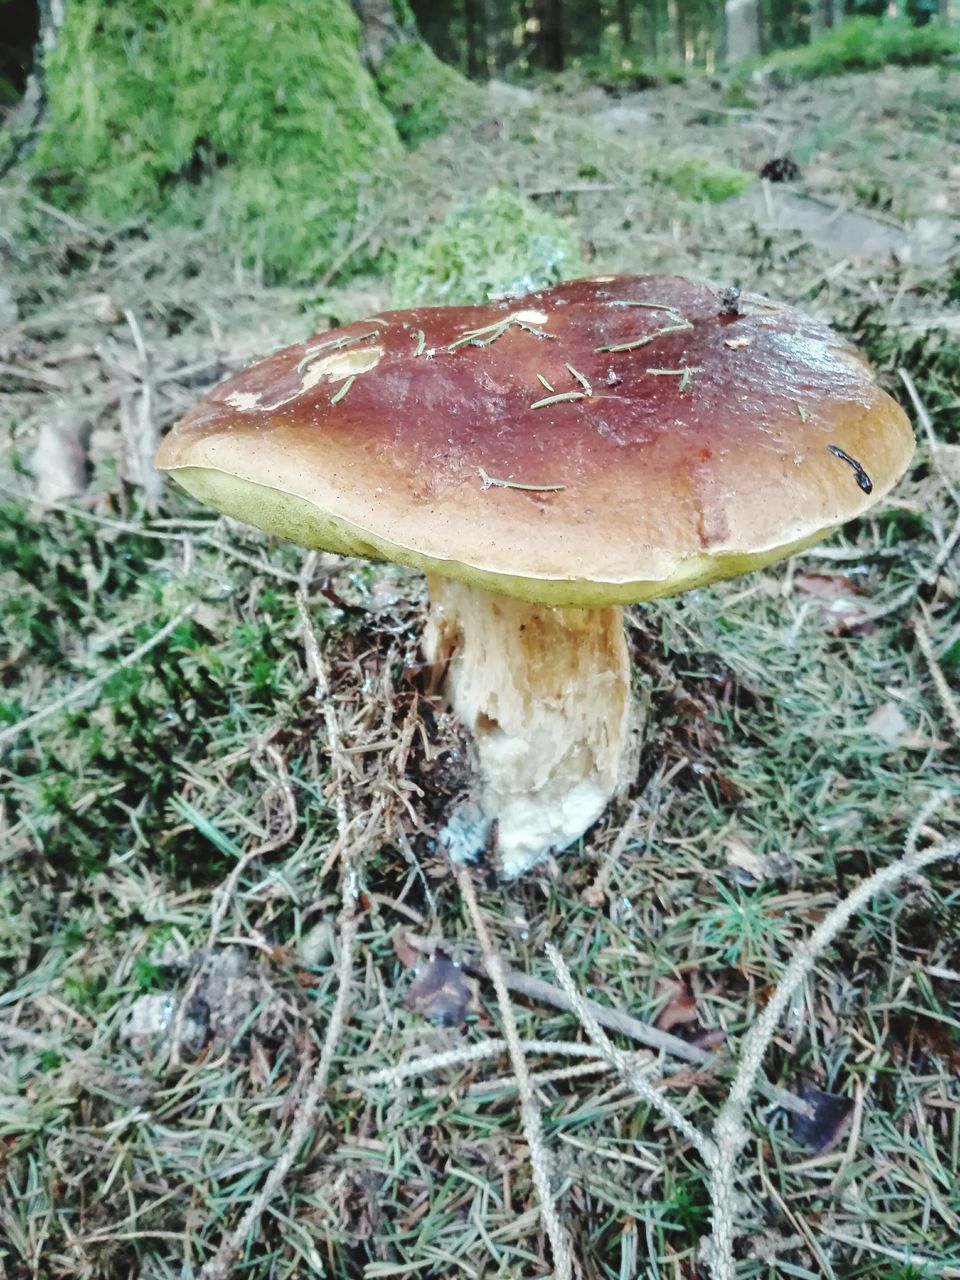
[411,0,953,73]
[0,0,954,283]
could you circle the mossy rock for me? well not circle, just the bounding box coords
[651,152,754,203]
[391,188,584,307]
[32,0,401,281]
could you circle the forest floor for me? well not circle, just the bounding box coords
[1,61,960,1280]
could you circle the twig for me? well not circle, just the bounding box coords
[400,929,809,1114]
[317,220,382,290]
[0,605,195,752]
[0,1021,64,1054]
[450,1057,619,1099]
[0,360,68,389]
[703,798,959,1280]
[546,945,714,1159]
[402,930,709,1064]
[453,864,575,1280]
[914,614,960,738]
[545,800,958,1280]
[525,181,621,197]
[166,744,298,1068]
[818,1227,960,1277]
[899,367,960,511]
[582,796,645,907]
[199,867,360,1280]
[297,589,350,844]
[350,1036,635,1090]
[933,507,960,578]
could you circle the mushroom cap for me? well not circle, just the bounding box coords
[155,275,914,606]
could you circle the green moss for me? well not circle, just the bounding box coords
[750,17,960,83]
[649,152,754,203]
[32,0,401,281]
[574,53,688,94]
[391,188,584,307]
[376,37,481,146]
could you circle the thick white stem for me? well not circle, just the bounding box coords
[424,576,634,878]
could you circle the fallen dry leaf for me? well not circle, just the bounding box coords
[725,833,768,881]
[793,572,874,636]
[866,701,909,746]
[726,834,795,885]
[653,976,698,1032]
[405,953,476,1027]
[789,1080,854,1153]
[391,929,421,970]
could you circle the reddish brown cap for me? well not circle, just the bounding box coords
[155,275,914,605]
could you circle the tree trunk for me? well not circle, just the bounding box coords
[940,0,952,22]
[618,0,633,46]
[0,0,66,180]
[534,0,564,70]
[464,0,489,77]
[351,0,411,71]
[725,0,759,60]
[646,0,660,60]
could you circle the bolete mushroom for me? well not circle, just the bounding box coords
[155,275,914,877]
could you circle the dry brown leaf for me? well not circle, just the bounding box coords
[405,953,477,1027]
[653,976,698,1032]
[793,572,874,635]
[725,833,768,881]
[788,1080,854,1153]
[392,928,421,970]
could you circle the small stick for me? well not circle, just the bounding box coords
[914,614,960,737]
[199,870,360,1280]
[582,797,645,907]
[453,863,575,1280]
[530,390,587,409]
[399,928,810,1115]
[316,220,381,290]
[546,944,714,1160]
[899,367,960,510]
[478,467,566,493]
[350,1036,633,1090]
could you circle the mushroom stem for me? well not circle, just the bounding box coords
[424,576,634,879]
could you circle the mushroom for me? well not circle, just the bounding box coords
[155,275,914,878]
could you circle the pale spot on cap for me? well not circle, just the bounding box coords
[512,309,549,324]
[225,390,261,411]
[301,345,383,391]
[831,346,875,379]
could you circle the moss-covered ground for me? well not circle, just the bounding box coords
[2,57,959,1280]
[30,0,401,282]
